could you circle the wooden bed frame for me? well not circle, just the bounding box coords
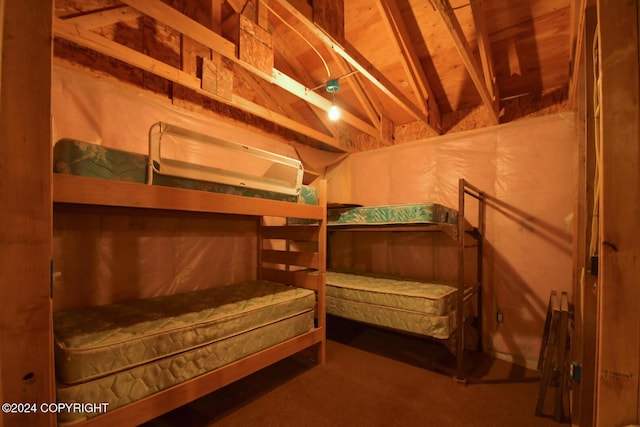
[327,178,485,381]
[52,173,327,426]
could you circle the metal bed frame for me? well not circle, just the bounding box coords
[327,178,485,381]
[456,178,485,382]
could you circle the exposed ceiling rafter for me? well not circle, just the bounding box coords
[431,0,499,124]
[470,0,499,113]
[273,40,340,138]
[53,17,347,152]
[120,0,378,138]
[270,0,439,134]
[52,0,573,151]
[63,5,141,29]
[376,0,441,133]
[327,50,382,130]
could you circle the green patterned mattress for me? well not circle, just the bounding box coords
[54,281,315,424]
[327,202,457,226]
[326,271,472,339]
[53,139,318,204]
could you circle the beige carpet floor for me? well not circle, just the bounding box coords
[142,315,569,427]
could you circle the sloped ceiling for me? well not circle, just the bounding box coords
[53,0,573,153]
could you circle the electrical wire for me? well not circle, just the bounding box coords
[589,28,600,259]
[263,2,331,78]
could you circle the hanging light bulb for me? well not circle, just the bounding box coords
[328,102,341,121]
[326,79,340,121]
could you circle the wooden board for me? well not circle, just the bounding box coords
[595,0,640,424]
[0,1,55,426]
[53,173,324,220]
[239,14,274,74]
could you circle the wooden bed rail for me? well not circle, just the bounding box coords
[52,171,328,425]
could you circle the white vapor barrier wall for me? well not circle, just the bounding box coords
[50,67,302,312]
[51,66,299,159]
[325,112,575,367]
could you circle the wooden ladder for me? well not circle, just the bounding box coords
[536,291,571,422]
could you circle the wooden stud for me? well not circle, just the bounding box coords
[571,3,598,425]
[0,1,55,426]
[595,0,640,424]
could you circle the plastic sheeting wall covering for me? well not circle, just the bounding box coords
[325,113,575,368]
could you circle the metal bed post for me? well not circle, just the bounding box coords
[463,180,485,354]
[455,178,466,382]
[476,187,485,354]
[455,179,485,382]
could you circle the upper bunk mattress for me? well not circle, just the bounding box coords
[328,203,457,226]
[53,280,315,385]
[53,138,318,204]
[326,271,458,316]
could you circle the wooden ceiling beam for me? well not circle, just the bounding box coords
[270,69,378,137]
[328,49,382,129]
[62,6,142,29]
[270,0,438,133]
[121,0,237,59]
[470,0,499,113]
[376,0,441,133]
[120,0,377,138]
[226,0,244,14]
[55,18,201,87]
[211,0,223,33]
[431,0,499,124]
[272,33,340,137]
[53,18,347,152]
[235,67,306,123]
[568,0,588,107]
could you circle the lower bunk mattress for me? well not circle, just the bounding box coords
[326,271,473,340]
[53,280,315,424]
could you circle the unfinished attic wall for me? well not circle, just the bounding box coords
[325,112,575,367]
[51,66,299,159]
[50,66,305,311]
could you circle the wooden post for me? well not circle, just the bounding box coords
[0,1,55,426]
[317,179,327,364]
[572,2,598,425]
[595,0,640,425]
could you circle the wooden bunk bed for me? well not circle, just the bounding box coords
[326,179,485,381]
[51,124,327,426]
